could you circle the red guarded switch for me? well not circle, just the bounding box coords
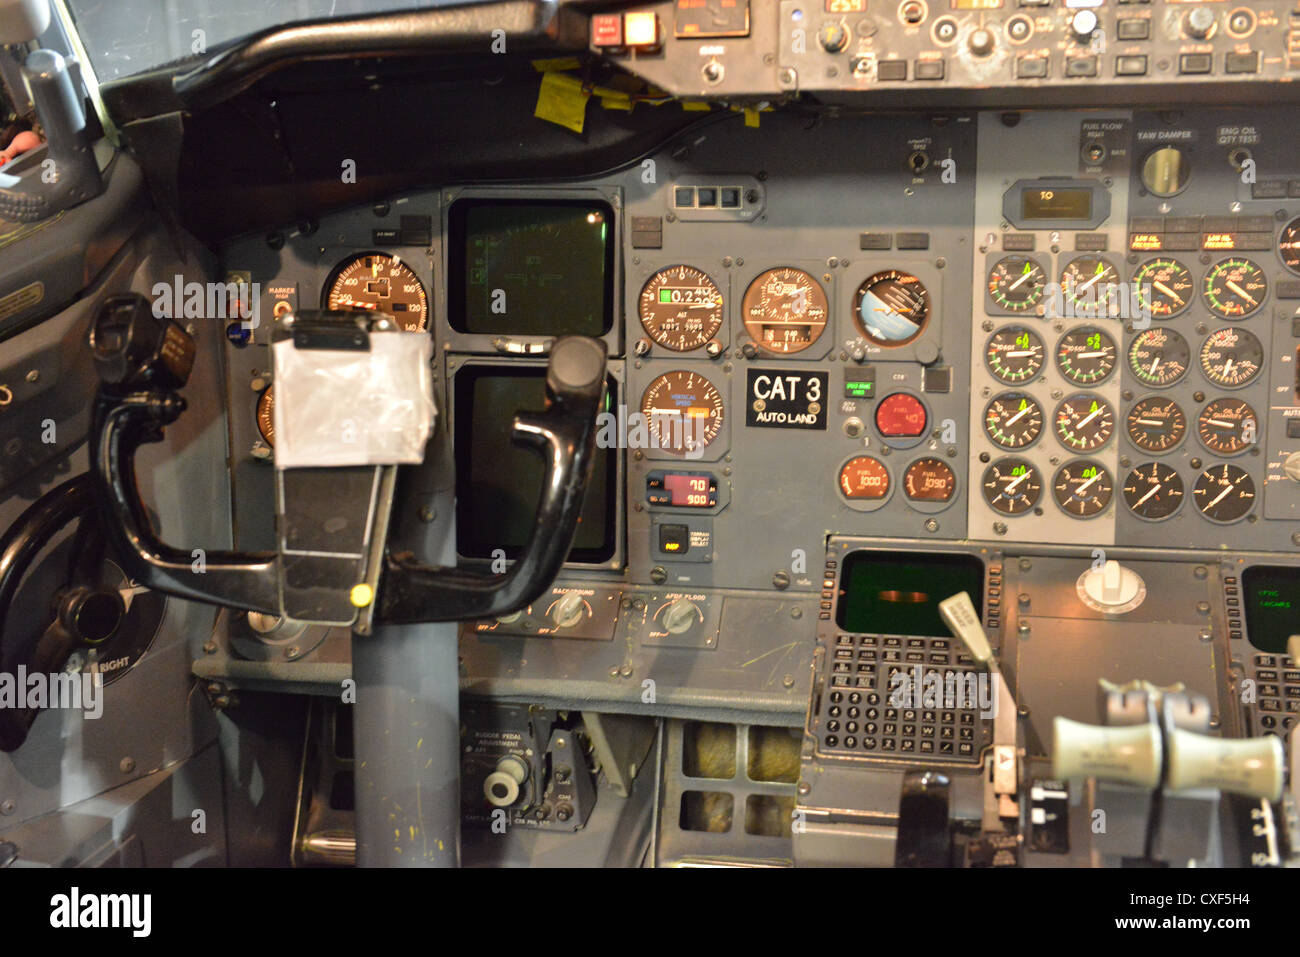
[875,392,928,437]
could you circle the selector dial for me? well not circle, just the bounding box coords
[659,598,703,635]
[1185,6,1218,40]
[549,592,591,628]
[1070,9,1099,42]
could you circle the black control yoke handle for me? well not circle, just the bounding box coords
[377,335,608,623]
[87,293,607,624]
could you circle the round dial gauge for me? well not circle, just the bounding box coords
[1203,258,1267,318]
[985,326,1046,383]
[639,266,723,351]
[1196,398,1258,456]
[1199,327,1264,388]
[1193,464,1256,523]
[1056,326,1118,384]
[1132,258,1193,319]
[1052,460,1114,518]
[1126,397,1186,454]
[256,388,275,446]
[1128,328,1190,388]
[1123,462,1185,522]
[1060,256,1121,314]
[1280,216,1300,275]
[903,458,957,502]
[983,392,1044,449]
[742,267,829,354]
[324,252,429,331]
[640,370,726,457]
[853,270,930,346]
[839,456,891,500]
[982,457,1042,516]
[1054,393,1115,452]
[987,257,1047,312]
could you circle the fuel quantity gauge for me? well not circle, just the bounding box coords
[985,326,1045,383]
[988,257,1047,313]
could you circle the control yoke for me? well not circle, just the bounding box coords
[88,295,607,625]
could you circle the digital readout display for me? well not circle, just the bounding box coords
[647,471,717,507]
[1242,566,1300,654]
[1021,187,1093,221]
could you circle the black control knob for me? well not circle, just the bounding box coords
[968,28,995,57]
[1184,6,1217,40]
[819,21,850,53]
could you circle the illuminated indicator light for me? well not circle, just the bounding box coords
[1203,233,1237,250]
[624,11,659,47]
[350,583,374,608]
[591,14,623,46]
[664,542,681,551]
[660,289,672,302]
[845,381,874,398]
[875,392,928,437]
[1130,233,1163,250]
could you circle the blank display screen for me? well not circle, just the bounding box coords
[454,367,616,564]
[837,551,985,637]
[448,199,615,337]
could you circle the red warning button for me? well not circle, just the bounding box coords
[875,392,927,437]
[591,14,623,47]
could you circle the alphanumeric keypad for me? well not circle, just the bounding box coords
[1252,652,1300,735]
[821,634,990,763]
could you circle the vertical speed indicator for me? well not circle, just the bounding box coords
[640,370,726,457]
[639,266,724,351]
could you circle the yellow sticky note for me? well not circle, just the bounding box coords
[535,71,590,133]
[744,107,760,128]
[532,56,582,72]
[680,100,711,111]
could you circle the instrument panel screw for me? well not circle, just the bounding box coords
[1018,622,1031,637]
[0,800,15,815]
[782,674,795,688]
[797,780,811,795]
[925,519,939,533]
[24,370,38,383]
[1018,558,1032,571]
[1194,566,1208,579]
[1018,593,1030,608]
[993,522,1007,536]
[418,505,436,522]
[772,570,791,590]
[203,641,217,655]
[119,757,135,774]
[650,566,667,584]
[1196,602,1211,616]
[619,664,633,678]
[1198,629,1213,643]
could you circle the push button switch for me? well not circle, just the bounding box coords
[658,524,690,555]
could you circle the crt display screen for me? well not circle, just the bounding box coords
[454,367,616,564]
[837,551,985,637]
[1242,566,1300,654]
[1021,187,1093,221]
[448,199,615,337]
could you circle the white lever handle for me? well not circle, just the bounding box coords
[1166,729,1284,802]
[938,591,992,665]
[1052,717,1162,788]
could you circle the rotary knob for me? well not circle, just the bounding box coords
[1070,9,1098,43]
[1185,6,1217,40]
[1076,560,1146,613]
[819,21,850,53]
[661,598,702,635]
[1284,450,1300,482]
[968,28,995,57]
[550,592,588,628]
